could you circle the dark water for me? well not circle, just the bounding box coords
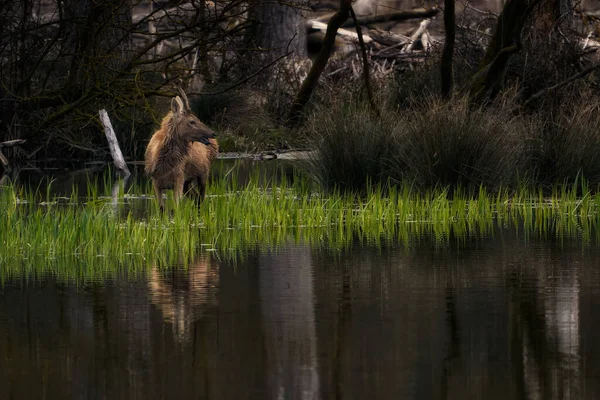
[9,158,299,198]
[1,227,598,400]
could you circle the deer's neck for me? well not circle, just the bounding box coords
[155,128,189,172]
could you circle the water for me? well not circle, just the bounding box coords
[0,228,598,399]
[1,163,599,399]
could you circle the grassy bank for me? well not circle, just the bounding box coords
[2,170,600,280]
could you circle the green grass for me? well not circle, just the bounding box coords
[1,169,600,281]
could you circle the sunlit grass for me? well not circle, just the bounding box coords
[1,167,599,281]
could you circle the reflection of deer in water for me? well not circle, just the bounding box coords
[147,256,219,342]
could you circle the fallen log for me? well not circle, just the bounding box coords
[99,110,131,177]
[314,7,440,26]
[341,7,440,27]
[307,20,373,43]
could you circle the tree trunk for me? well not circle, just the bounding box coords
[441,0,455,98]
[533,0,572,38]
[468,0,530,108]
[62,0,132,91]
[286,0,351,125]
[250,1,307,58]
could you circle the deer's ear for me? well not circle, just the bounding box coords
[177,87,191,111]
[171,96,186,117]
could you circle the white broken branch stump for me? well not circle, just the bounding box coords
[99,109,131,177]
[0,139,26,174]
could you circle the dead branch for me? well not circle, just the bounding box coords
[99,109,131,177]
[403,19,431,53]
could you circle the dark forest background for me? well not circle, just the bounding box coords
[2,0,600,189]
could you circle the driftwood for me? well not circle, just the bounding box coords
[99,109,131,177]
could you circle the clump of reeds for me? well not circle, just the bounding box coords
[304,89,600,194]
[393,99,527,192]
[526,101,600,188]
[303,101,402,192]
[304,98,528,193]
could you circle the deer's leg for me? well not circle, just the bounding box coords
[153,181,164,210]
[173,176,185,204]
[197,174,207,203]
[183,179,194,196]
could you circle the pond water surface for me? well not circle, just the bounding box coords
[1,163,599,400]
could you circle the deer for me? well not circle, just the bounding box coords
[145,88,218,209]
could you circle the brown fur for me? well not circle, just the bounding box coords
[145,90,218,209]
